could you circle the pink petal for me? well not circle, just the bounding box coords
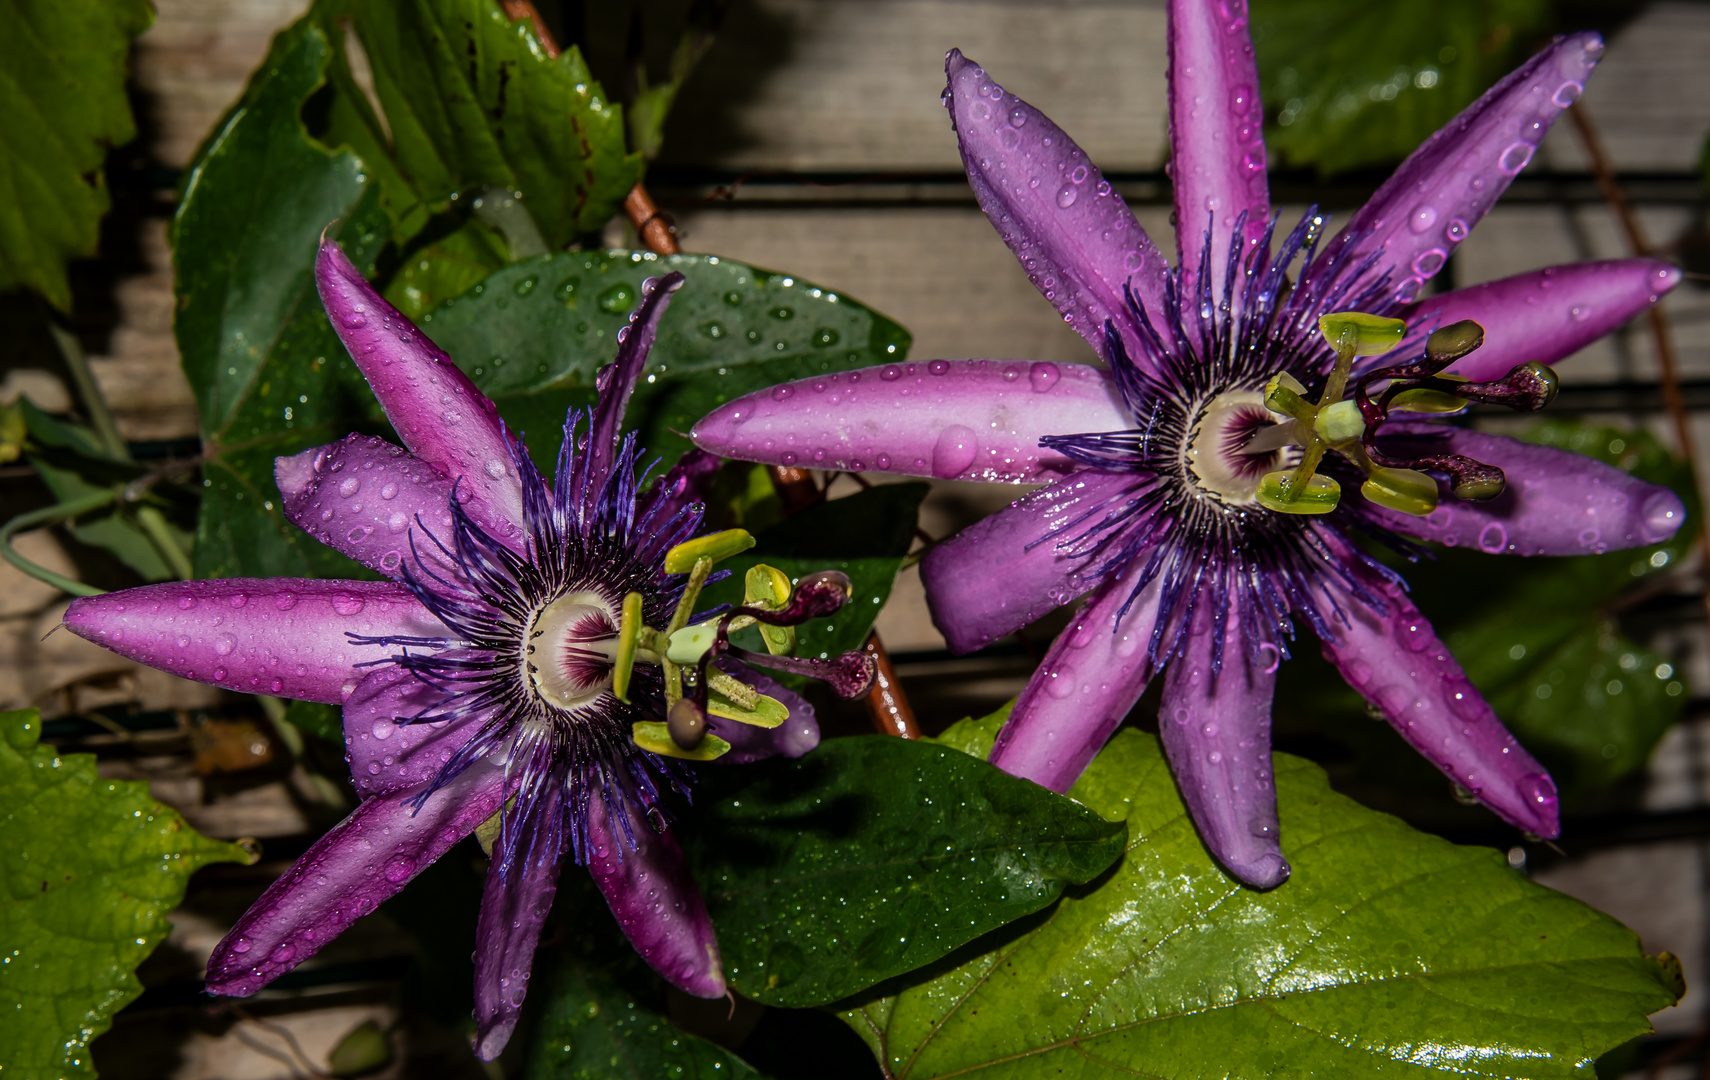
[588,273,685,484]
[315,239,526,533]
[276,434,497,580]
[63,579,447,704]
[1305,33,1603,307]
[1313,534,1559,837]
[943,49,1173,369]
[342,666,485,797]
[690,359,1129,483]
[923,470,1147,653]
[989,567,1160,793]
[586,797,725,998]
[1365,423,1685,555]
[1402,260,1681,381]
[473,789,566,1060]
[1167,0,1271,300]
[205,760,507,996]
[1157,600,1287,889]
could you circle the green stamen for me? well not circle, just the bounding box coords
[632,721,731,760]
[612,591,644,703]
[1361,466,1440,516]
[743,563,796,655]
[664,528,755,573]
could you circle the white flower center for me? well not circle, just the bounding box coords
[1184,390,1290,506]
[525,590,619,711]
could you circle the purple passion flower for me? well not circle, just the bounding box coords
[691,1,1686,888]
[61,242,835,1058]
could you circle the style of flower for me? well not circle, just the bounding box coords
[60,241,858,1059]
[691,1,1686,888]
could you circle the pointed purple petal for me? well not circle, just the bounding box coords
[707,659,820,764]
[1364,423,1685,554]
[316,239,526,532]
[586,797,725,998]
[63,579,447,704]
[589,273,685,483]
[1157,602,1287,889]
[1305,33,1603,306]
[690,360,1129,483]
[473,788,565,1060]
[342,665,486,797]
[205,760,507,995]
[1167,0,1270,298]
[923,471,1146,653]
[944,49,1172,368]
[989,567,1160,793]
[1313,540,1559,837]
[276,435,497,579]
[1400,259,1680,381]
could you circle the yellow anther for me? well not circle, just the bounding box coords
[632,721,731,760]
[707,689,788,729]
[1256,472,1341,514]
[1361,467,1439,516]
[664,529,756,573]
[666,621,719,664]
[1388,388,1468,414]
[612,592,644,703]
[1317,312,1407,357]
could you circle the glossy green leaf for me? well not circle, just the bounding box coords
[418,250,912,467]
[841,717,1680,1080]
[310,0,641,251]
[172,20,391,580]
[0,0,154,309]
[0,708,249,1078]
[698,483,927,664]
[1251,0,1553,175]
[681,735,1127,1008]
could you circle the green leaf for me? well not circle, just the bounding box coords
[1251,0,1553,175]
[680,735,1127,1008]
[0,0,154,309]
[523,941,767,1080]
[310,0,641,250]
[172,20,392,580]
[842,725,1679,1080]
[0,708,249,1079]
[417,250,913,467]
[699,483,928,664]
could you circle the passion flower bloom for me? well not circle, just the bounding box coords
[60,242,837,1058]
[691,4,1686,888]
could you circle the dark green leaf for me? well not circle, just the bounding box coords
[841,718,1679,1080]
[1251,0,1553,175]
[172,20,392,580]
[699,483,928,663]
[0,708,249,1078]
[0,0,154,308]
[418,250,913,467]
[283,700,344,744]
[681,735,1127,1008]
[310,0,641,250]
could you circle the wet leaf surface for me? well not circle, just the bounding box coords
[681,735,1127,1008]
[840,713,1680,1079]
[0,709,248,1078]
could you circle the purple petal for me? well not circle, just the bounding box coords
[1364,423,1685,554]
[473,787,565,1061]
[1167,0,1271,299]
[707,660,820,764]
[1401,259,1681,381]
[63,579,447,704]
[1156,601,1287,889]
[1313,541,1559,838]
[589,273,685,485]
[1305,33,1603,307]
[989,567,1160,793]
[276,434,497,580]
[647,449,721,526]
[205,760,507,995]
[923,470,1146,653]
[690,360,1129,483]
[943,49,1173,368]
[342,665,484,797]
[316,239,526,534]
[586,797,725,998]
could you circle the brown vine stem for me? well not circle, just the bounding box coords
[1566,102,1710,628]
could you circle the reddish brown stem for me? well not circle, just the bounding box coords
[863,633,920,739]
[1567,102,1710,627]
